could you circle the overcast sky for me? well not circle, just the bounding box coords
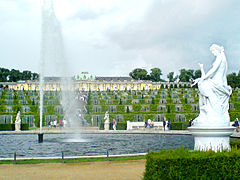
[0,0,239,78]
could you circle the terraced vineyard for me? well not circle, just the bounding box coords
[0,87,239,130]
[85,88,240,129]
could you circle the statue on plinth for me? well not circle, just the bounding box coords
[104,111,110,131]
[189,44,234,152]
[192,44,232,127]
[15,111,21,131]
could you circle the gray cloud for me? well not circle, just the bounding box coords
[107,0,240,75]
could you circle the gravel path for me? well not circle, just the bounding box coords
[0,159,146,180]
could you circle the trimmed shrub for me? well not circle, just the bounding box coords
[144,148,240,180]
[171,122,188,130]
[230,140,240,149]
[21,123,29,130]
[123,114,134,121]
[0,123,29,131]
[0,123,12,131]
[100,123,104,130]
[116,122,127,130]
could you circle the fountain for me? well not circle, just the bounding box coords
[188,44,235,151]
[39,0,83,143]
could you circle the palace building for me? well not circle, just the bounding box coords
[0,72,191,91]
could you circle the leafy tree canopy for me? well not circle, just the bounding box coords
[129,68,164,82]
[167,72,178,82]
[150,68,162,82]
[179,69,194,82]
[129,68,148,80]
[227,71,240,88]
[0,67,39,82]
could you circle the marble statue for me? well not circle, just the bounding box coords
[192,44,232,127]
[189,44,234,152]
[104,111,110,130]
[15,111,21,131]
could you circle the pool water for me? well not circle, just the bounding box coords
[0,133,194,158]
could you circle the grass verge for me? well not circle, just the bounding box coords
[0,155,145,165]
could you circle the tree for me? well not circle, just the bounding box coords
[179,69,194,82]
[129,68,148,80]
[9,69,21,82]
[150,68,162,82]
[22,70,32,80]
[32,73,39,80]
[167,72,178,82]
[193,69,201,79]
[227,71,240,88]
[0,67,39,82]
[0,68,10,82]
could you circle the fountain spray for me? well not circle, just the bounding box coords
[39,0,84,143]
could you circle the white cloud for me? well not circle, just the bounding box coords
[0,0,239,77]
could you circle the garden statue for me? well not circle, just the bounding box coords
[15,111,21,131]
[104,111,110,130]
[192,44,232,127]
[189,44,234,151]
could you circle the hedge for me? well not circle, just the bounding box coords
[21,123,29,130]
[0,123,12,131]
[0,123,29,131]
[144,148,240,180]
[171,122,189,130]
[230,140,240,149]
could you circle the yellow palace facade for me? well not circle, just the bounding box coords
[1,77,191,91]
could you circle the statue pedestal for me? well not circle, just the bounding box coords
[15,123,21,131]
[188,126,235,152]
[104,122,109,131]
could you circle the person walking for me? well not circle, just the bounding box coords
[163,120,166,131]
[150,120,154,128]
[167,119,171,130]
[148,119,151,128]
[189,119,193,127]
[50,121,54,128]
[145,120,148,128]
[235,118,239,132]
[113,119,117,130]
[53,119,57,128]
[59,120,63,128]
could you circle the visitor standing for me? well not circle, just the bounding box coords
[50,121,54,128]
[163,120,166,131]
[235,118,239,132]
[113,119,117,130]
[150,120,154,128]
[148,119,151,128]
[63,119,67,128]
[53,119,57,128]
[189,119,193,127]
[48,121,51,127]
[59,120,63,128]
[167,119,171,130]
[145,120,148,128]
